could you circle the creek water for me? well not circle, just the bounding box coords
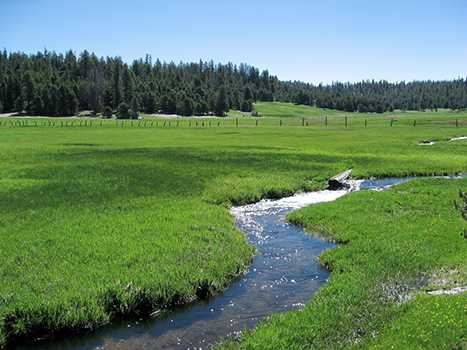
[418,135,467,145]
[10,176,463,350]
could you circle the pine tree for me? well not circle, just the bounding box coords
[117,102,130,119]
[32,95,44,115]
[122,65,134,103]
[22,71,35,113]
[181,96,194,116]
[240,100,252,112]
[14,96,24,113]
[86,64,106,115]
[215,85,229,117]
[102,105,113,119]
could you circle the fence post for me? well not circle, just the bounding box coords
[456,119,459,128]
[325,116,328,126]
[236,118,238,126]
[390,118,393,127]
[413,120,416,127]
[302,118,305,126]
[345,116,347,127]
[280,120,282,126]
[256,120,258,127]
[365,119,367,127]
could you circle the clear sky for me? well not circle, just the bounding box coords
[1,0,466,85]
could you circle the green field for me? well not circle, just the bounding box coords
[1,104,467,348]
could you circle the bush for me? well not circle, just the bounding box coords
[117,102,130,119]
[102,106,113,119]
[454,189,467,238]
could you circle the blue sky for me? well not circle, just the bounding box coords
[1,0,466,84]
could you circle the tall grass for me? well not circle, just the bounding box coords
[222,177,467,349]
[0,109,467,346]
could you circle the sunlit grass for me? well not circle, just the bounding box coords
[223,177,467,349]
[0,107,467,347]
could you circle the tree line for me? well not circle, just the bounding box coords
[0,49,466,117]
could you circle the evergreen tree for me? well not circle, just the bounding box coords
[0,49,466,117]
[102,105,113,119]
[14,96,24,113]
[43,86,57,115]
[117,102,130,119]
[194,98,208,116]
[143,91,157,114]
[32,95,44,115]
[86,64,106,115]
[130,96,140,115]
[215,85,229,116]
[122,65,134,103]
[180,96,194,116]
[240,100,252,112]
[78,50,92,78]
[57,84,78,115]
[22,71,35,113]
[111,58,122,109]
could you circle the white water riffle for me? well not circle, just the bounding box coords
[230,180,363,220]
[419,136,467,145]
[16,176,467,350]
[230,189,348,218]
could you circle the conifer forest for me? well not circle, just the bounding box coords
[0,49,466,117]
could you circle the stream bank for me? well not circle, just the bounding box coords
[9,175,466,350]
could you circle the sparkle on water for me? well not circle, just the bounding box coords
[11,176,465,350]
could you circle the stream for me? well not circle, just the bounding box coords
[9,176,461,350]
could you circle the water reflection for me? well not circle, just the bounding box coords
[12,190,347,350]
[13,176,465,349]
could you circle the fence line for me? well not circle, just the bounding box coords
[0,117,465,129]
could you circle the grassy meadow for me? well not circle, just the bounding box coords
[0,104,467,348]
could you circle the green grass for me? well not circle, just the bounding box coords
[253,101,349,118]
[0,105,467,347]
[222,177,467,349]
[2,102,467,129]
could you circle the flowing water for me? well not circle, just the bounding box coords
[10,176,464,350]
[419,135,467,145]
